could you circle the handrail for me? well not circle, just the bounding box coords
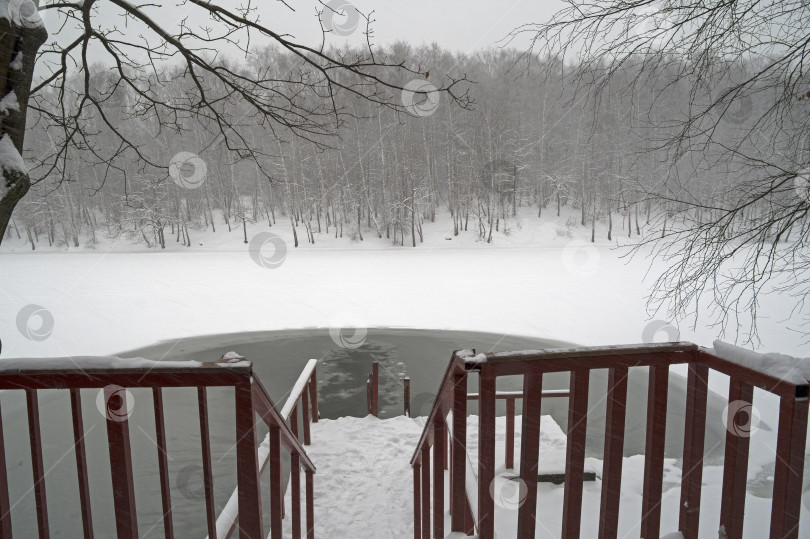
[0,357,317,539]
[216,359,319,539]
[411,342,810,539]
[280,359,319,420]
[466,389,570,399]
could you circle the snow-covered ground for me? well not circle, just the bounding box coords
[1,207,805,360]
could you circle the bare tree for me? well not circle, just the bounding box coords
[509,0,810,340]
[0,0,471,242]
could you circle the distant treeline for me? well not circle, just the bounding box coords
[10,44,791,249]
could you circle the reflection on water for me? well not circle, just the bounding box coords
[0,328,731,537]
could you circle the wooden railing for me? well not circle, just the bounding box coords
[215,358,319,538]
[410,342,809,539]
[0,358,316,539]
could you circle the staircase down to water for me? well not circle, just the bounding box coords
[0,342,806,538]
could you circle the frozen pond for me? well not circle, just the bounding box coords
[0,328,731,537]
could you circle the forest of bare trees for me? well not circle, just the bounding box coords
[6,43,794,255]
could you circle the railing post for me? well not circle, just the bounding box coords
[291,403,300,440]
[505,396,515,469]
[769,393,808,538]
[562,368,590,539]
[404,377,411,417]
[70,388,95,539]
[235,380,263,538]
[372,361,379,417]
[421,445,431,538]
[0,401,12,538]
[291,453,302,539]
[198,387,217,539]
[641,365,669,539]
[302,384,312,445]
[598,366,628,539]
[517,370,542,539]
[310,366,319,423]
[478,366,497,539]
[451,369,467,532]
[269,426,283,539]
[306,470,315,539]
[445,425,450,470]
[102,386,137,539]
[413,464,421,539]
[720,378,753,538]
[679,363,708,539]
[366,377,372,416]
[433,421,446,538]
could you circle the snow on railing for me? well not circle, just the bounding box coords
[411,342,809,539]
[0,356,316,539]
[712,340,810,385]
[214,358,319,539]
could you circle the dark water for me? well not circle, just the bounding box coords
[0,328,730,537]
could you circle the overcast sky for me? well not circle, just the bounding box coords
[268,0,564,53]
[40,0,563,67]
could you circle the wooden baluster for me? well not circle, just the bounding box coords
[598,366,628,539]
[451,370,467,532]
[371,362,379,417]
[478,367,497,539]
[517,370,542,539]
[291,402,300,440]
[305,471,315,539]
[413,464,421,539]
[0,401,12,537]
[448,422,453,517]
[719,378,753,539]
[198,387,217,539]
[102,386,137,539]
[769,392,808,538]
[433,421,446,538]
[310,368,319,423]
[421,445,430,538]
[367,378,372,416]
[70,389,94,539]
[679,363,708,539]
[291,453,302,539]
[445,426,450,470]
[234,381,262,538]
[302,385,311,445]
[26,390,50,539]
[641,365,669,539]
[269,426,283,539]
[404,377,411,417]
[561,369,590,538]
[505,396,515,469]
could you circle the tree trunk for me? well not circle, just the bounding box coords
[0,17,48,243]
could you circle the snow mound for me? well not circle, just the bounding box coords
[712,340,809,384]
[0,133,25,174]
[219,350,245,362]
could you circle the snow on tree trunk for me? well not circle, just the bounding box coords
[0,13,48,243]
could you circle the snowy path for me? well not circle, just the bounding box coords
[282,415,424,538]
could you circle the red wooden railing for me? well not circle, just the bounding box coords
[0,358,316,539]
[466,389,569,470]
[410,342,809,539]
[215,358,319,538]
